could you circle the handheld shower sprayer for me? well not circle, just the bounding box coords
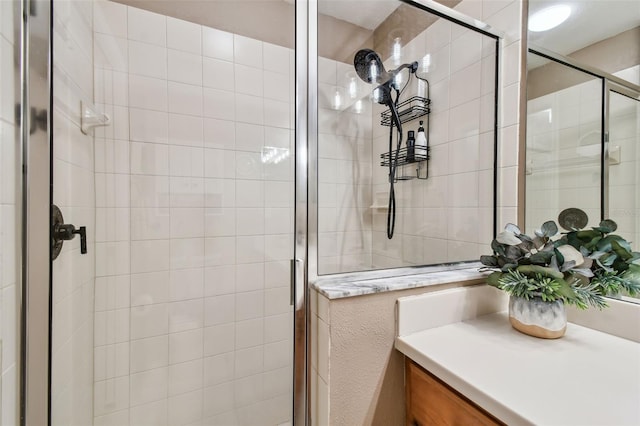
[353,49,418,239]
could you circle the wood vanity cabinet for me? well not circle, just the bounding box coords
[405,359,504,426]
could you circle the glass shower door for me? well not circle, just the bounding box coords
[608,86,640,301]
[49,0,296,424]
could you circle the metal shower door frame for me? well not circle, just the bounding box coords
[19,0,53,424]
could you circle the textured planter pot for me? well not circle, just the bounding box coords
[509,296,567,339]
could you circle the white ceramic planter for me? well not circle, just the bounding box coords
[509,296,567,339]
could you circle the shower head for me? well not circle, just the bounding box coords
[354,49,419,88]
[354,49,389,84]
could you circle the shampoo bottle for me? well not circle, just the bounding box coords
[406,130,415,163]
[415,120,427,160]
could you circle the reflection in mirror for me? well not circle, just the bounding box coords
[316,0,498,275]
[525,52,603,233]
[528,0,639,85]
[526,0,640,303]
[608,88,640,302]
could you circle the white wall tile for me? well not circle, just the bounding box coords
[131,303,169,340]
[169,146,204,177]
[169,299,203,332]
[131,271,170,306]
[168,114,204,147]
[94,342,129,381]
[129,41,167,79]
[204,295,235,326]
[129,75,168,111]
[170,238,205,270]
[170,268,204,301]
[168,390,203,425]
[204,118,235,150]
[234,64,263,97]
[168,82,203,116]
[203,27,234,61]
[169,328,203,364]
[130,335,169,373]
[169,358,203,396]
[167,17,202,54]
[129,399,167,426]
[203,323,235,356]
[131,142,169,176]
[203,88,236,120]
[94,0,127,37]
[204,265,235,296]
[235,94,264,125]
[168,50,203,85]
[263,43,289,74]
[129,108,169,144]
[234,35,262,68]
[94,376,130,417]
[204,352,235,387]
[128,7,166,46]
[131,240,170,273]
[130,367,169,406]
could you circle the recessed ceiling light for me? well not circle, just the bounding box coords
[529,5,571,32]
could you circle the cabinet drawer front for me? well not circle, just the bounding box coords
[406,359,502,426]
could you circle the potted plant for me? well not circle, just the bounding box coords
[480,209,640,339]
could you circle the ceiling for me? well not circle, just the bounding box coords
[284,0,400,30]
[528,0,640,55]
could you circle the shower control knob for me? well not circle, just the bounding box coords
[51,204,88,260]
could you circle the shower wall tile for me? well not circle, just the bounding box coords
[129,75,168,111]
[128,7,166,46]
[234,34,263,68]
[167,16,202,54]
[129,41,167,79]
[93,3,294,424]
[203,27,234,62]
[169,114,204,147]
[168,49,203,85]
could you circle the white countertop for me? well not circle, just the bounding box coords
[396,312,640,425]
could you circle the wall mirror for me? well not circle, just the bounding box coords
[314,0,500,276]
[525,0,640,303]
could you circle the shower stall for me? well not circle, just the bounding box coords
[1,0,500,424]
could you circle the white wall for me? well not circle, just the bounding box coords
[92,2,294,424]
[51,0,96,424]
[0,1,19,424]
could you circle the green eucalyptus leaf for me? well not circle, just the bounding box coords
[554,248,565,267]
[480,255,499,267]
[572,268,594,278]
[529,251,553,265]
[611,240,632,261]
[505,223,521,235]
[621,264,640,286]
[596,235,632,252]
[501,263,518,272]
[515,265,564,280]
[540,221,559,237]
[496,231,522,246]
[596,219,617,233]
[486,271,503,288]
[491,239,506,256]
[556,277,577,300]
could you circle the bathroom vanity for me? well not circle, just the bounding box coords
[395,286,640,425]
